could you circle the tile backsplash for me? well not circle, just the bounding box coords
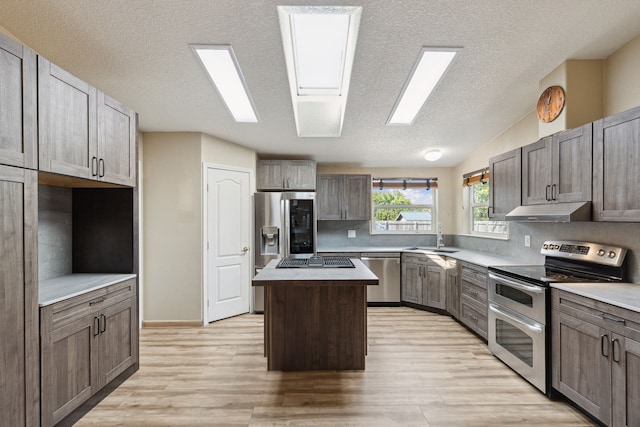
[38,185,72,281]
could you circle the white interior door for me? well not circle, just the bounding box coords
[206,166,251,322]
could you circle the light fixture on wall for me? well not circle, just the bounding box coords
[388,47,459,125]
[191,45,259,123]
[424,149,442,161]
[278,5,362,137]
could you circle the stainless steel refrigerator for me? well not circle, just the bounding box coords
[253,192,316,312]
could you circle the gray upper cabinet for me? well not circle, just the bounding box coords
[488,148,521,220]
[256,160,316,191]
[317,174,371,220]
[98,92,137,186]
[522,124,592,205]
[593,105,640,221]
[0,33,37,170]
[38,56,136,186]
[0,165,38,427]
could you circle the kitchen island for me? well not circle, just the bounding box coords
[252,258,378,371]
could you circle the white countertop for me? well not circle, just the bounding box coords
[39,273,137,306]
[317,246,527,268]
[551,282,640,313]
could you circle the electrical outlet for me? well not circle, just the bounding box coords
[525,235,531,247]
[348,229,356,238]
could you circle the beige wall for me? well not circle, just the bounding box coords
[142,132,204,322]
[142,132,257,322]
[604,35,640,116]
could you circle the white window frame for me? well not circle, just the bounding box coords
[370,179,437,235]
[469,181,509,238]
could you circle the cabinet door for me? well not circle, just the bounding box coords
[401,262,422,304]
[446,266,459,319]
[38,57,98,179]
[0,35,37,169]
[593,106,640,221]
[97,297,137,389]
[0,166,38,427]
[551,310,612,425]
[98,92,137,186]
[317,174,343,220]
[521,137,551,205]
[256,160,284,190]
[343,175,371,220]
[611,334,640,427]
[489,148,521,219]
[286,160,316,190]
[41,313,99,426]
[552,123,592,203]
[423,262,446,310]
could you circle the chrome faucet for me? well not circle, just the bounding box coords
[436,222,444,249]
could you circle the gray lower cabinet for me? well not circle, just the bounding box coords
[401,253,446,310]
[256,160,316,191]
[459,261,488,340]
[317,174,371,220]
[593,105,640,221]
[488,148,521,220]
[40,279,137,426]
[552,289,640,427]
[38,56,137,186]
[0,33,37,170]
[0,166,39,426]
[445,259,460,319]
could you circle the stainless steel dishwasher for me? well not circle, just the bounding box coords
[360,252,401,304]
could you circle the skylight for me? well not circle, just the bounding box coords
[388,48,459,125]
[191,45,259,123]
[278,6,362,137]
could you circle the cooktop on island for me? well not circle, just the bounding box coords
[277,256,355,268]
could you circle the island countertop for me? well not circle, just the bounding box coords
[252,258,378,286]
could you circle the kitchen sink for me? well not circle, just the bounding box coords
[403,247,458,254]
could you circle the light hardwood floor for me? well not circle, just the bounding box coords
[74,307,596,426]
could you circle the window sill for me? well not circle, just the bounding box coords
[458,233,510,241]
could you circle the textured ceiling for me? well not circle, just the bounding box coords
[2,1,640,167]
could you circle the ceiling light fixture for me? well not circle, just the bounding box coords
[278,5,362,137]
[191,45,259,123]
[424,149,442,161]
[388,47,459,125]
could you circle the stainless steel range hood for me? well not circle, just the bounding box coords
[504,202,592,222]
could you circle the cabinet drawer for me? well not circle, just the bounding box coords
[552,289,640,341]
[41,278,136,333]
[461,264,487,288]
[460,295,488,339]
[402,253,426,264]
[461,277,487,305]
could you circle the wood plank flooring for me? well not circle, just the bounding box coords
[74,307,596,426]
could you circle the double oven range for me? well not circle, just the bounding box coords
[487,240,628,395]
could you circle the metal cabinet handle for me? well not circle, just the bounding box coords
[600,312,626,325]
[551,184,557,201]
[470,289,479,297]
[100,314,107,333]
[93,317,100,337]
[91,157,98,177]
[601,334,609,357]
[89,296,107,306]
[545,185,551,201]
[98,158,105,177]
[612,338,620,363]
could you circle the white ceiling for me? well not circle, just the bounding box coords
[2,1,640,167]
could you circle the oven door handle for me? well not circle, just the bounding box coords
[489,303,543,334]
[489,273,544,294]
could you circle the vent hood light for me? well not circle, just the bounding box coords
[191,45,259,123]
[388,48,459,125]
[278,6,362,137]
[424,149,442,161]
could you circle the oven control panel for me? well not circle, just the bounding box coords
[541,240,627,267]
